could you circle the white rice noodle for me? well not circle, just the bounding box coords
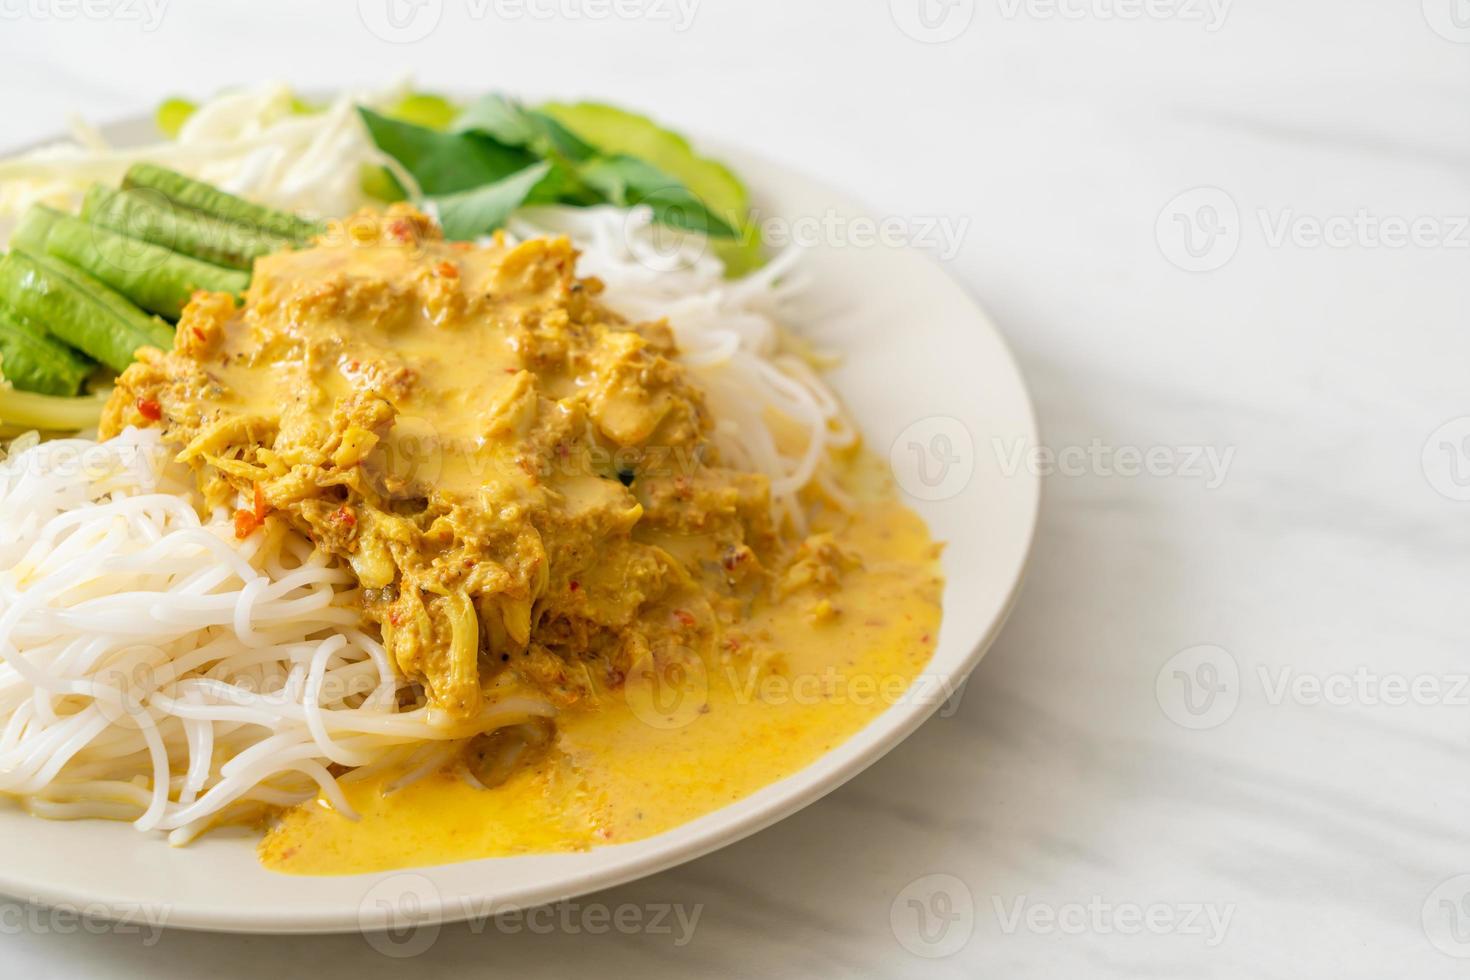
[0,428,552,844]
[510,206,858,529]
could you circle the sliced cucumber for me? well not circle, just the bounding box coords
[539,101,762,274]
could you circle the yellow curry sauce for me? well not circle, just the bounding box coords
[263,456,940,874]
[100,206,943,873]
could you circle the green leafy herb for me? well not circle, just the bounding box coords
[577,155,735,238]
[454,95,594,162]
[359,95,754,249]
[357,107,535,197]
[434,162,553,241]
[540,100,763,273]
[359,163,407,204]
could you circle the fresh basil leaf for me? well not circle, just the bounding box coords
[453,95,539,147]
[455,95,595,162]
[433,162,553,240]
[577,155,736,238]
[524,159,600,207]
[358,107,535,196]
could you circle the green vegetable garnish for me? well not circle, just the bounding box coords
[0,382,108,432]
[358,107,537,198]
[9,205,64,255]
[156,97,198,139]
[39,209,250,320]
[0,305,92,396]
[454,95,594,162]
[84,184,291,271]
[578,155,734,238]
[359,164,407,204]
[359,95,749,253]
[0,249,174,374]
[540,101,762,273]
[124,163,323,243]
[436,162,553,242]
[387,92,460,131]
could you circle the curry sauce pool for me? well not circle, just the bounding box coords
[261,456,942,874]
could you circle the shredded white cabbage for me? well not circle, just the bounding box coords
[0,81,417,231]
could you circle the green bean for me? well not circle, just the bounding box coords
[0,305,92,396]
[83,184,290,271]
[42,210,249,320]
[0,250,174,373]
[123,163,324,243]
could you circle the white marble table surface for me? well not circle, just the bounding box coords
[3,2,1468,976]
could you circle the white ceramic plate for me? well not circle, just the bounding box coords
[0,112,1039,934]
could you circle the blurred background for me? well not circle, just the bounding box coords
[3,2,1468,977]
